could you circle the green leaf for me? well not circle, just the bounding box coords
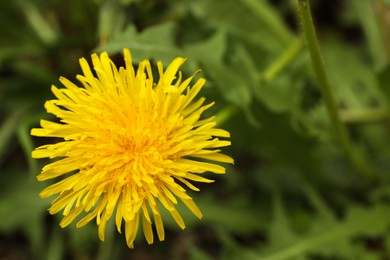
[17,112,47,175]
[189,246,214,260]
[269,192,299,246]
[46,229,64,260]
[98,0,127,41]
[267,192,306,260]
[230,42,260,87]
[238,0,294,44]
[202,61,257,125]
[0,169,49,254]
[350,0,387,68]
[203,63,251,108]
[0,109,25,166]
[182,29,227,75]
[256,74,304,113]
[184,29,227,64]
[308,38,388,142]
[96,22,182,63]
[66,221,100,253]
[322,39,387,109]
[217,228,263,260]
[189,0,292,52]
[15,0,59,45]
[185,31,258,125]
[377,64,390,103]
[259,203,390,260]
[162,194,268,234]
[302,184,336,224]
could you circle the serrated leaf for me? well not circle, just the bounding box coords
[267,192,307,260]
[184,29,227,63]
[204,63,251,107]
[183,29,227,74]
[269,192,299,247]
[217,228,263,260]
[202,61,257,125]
[230,42,260,86]
[256,74,304,113]
[96,22,182,64]
[189,0,292,52]
[303,184,336,224]
[323,39,387,109]
[185,32,257,124]
[260,204,390,260]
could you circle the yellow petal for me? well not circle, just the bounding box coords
[142,212,154,245]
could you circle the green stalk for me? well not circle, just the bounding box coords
[263,37,303,82]
[340,108,389,123]
[297,0,374,178]
[376,0,390,62]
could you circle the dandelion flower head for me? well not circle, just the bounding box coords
[31,49,233,248]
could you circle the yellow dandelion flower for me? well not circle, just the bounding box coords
[31,48,233,248]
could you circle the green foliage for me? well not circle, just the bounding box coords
[97,22,182,63]
[1,0,390,259]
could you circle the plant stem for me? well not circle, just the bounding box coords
[376,0,390,62]
[340,108,389,123]
[263,37,303,82]
[297,0,374,179]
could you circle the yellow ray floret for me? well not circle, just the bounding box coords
[31,48,233,248]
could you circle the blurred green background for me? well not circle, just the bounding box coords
[2,0,390,259]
